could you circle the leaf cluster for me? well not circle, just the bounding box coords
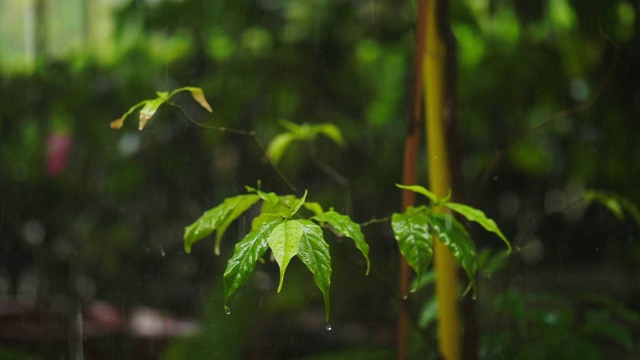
[110,87,212,131]
[183,185,369,321]
[393,184,510,293]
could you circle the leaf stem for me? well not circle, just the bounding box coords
[167,102,300,195]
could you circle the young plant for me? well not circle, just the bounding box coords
[392,184,511,293]
[111,91,368,321]
[184,185,370,320]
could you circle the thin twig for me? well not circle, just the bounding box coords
[167,102,300,195]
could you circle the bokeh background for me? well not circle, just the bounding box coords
[1,0,639,359]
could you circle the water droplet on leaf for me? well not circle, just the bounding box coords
[224,306,231,315]
[325,324,332,331]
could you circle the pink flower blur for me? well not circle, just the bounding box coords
[46,132,72,176]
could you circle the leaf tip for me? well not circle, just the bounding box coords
[110,118,124,129]
[191,88,213,113]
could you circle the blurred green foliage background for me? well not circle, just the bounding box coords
[0,0,639,358]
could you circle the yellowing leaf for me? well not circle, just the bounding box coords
[188,87,213,113]
[110,118,124,129]
[138,98,165,130]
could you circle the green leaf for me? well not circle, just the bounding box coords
[214,195,262,255]
[296,220,332,321]
[427,213,478,289]
[268,220,304,292]
[585,190,640,226]
[392,207,434,279]
[313,211,370,275]
[287,189,308,218]
[184,194,260,254]
[223,219,282,305]
[314,123,346,146]
[278,119,303,135]
[259,194,297,217]
[266,133,296,164]
[138,98,166,130]
[396,184,438,204]
[303,202,324,216]
[445,202,511,253]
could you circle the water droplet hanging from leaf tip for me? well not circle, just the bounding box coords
[224,306,231,315]
[325,324,332,331]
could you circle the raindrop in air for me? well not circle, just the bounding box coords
[325,324,332,331]
[224,306,231,315]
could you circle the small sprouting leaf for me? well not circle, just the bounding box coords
[223,219,282,305]
[445,202,511,253]
[313,211,370,275]
[110,100,147,130]
[392,207,434,279]
[314,123,345,146]
[185,87,213,113]
[297,220,332,321]
[287,189,308,218]
[396,184,438,204]
[258,194,297,218]
[184,194,260,253]
[269,220,304,292]
[266,133,296,164]
[428,213,478,289]
[138,98,165,130]
[303,202,324,216]
[110,118,125,129]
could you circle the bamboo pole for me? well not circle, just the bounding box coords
[424,0,461,359]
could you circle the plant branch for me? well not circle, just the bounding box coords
[167,102,300,195]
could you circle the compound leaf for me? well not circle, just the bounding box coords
[184,194,260,253]
[297,220,332,320]
[445,202,511,253]
[392,207,434,279]
[269,220,304,292]
[223,219,282,305]
[313,211,370,275]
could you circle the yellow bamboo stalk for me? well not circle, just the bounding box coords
[424,0,460,359]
